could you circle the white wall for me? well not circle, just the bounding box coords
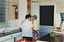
[19,0,27,26]
[31,1,62,36]
[0,0,27,32]
[31,1,63,29]
[37,0,64,30]
[31,0,39,25]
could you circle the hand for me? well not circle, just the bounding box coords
[38,30,40,34]
[19,27,22,31]
[32,28,34,30]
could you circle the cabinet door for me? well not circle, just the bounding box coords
[5,35,12,40]
[4,38,14,42]
[15,35,22,41]
[0,35,12,42]
[12,32,22,37]
[0,37,6,42]
[12,32,22,42]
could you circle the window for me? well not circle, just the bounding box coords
[0,0,9,27]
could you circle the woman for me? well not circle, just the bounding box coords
[32,15,40,40]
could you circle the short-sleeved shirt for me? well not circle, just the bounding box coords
[33,20,39,30]
[20,19,33,37]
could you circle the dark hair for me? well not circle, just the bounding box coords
[25,14,31,19]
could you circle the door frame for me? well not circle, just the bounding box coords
[39,3,56,26]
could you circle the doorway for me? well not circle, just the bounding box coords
[40,5,54,26]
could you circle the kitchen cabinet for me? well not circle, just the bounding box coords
[11,32,22,42]
[11,32,22,37]
[15,34,22,41]
[0,36,6,42]
[0,35,14,42]
[4,38,14,42]
[0,32,22,42]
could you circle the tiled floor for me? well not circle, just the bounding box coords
[17,33,55,42]
[39,33,55,42]
[39,33,64,42]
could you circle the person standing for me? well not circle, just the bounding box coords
[19,14,33,41]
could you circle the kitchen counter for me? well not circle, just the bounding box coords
[54,31,64,42]
[0,29,22,37]
[0,29,22,42]
[54,31,64,35]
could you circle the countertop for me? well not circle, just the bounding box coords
[0,29,22,37]
[54,31,64,35]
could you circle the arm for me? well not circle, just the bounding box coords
[19,27,22,31]
[30,21,34,30]
[19,25,22,31]
[19,20,25,31]
[32,27,34,30]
